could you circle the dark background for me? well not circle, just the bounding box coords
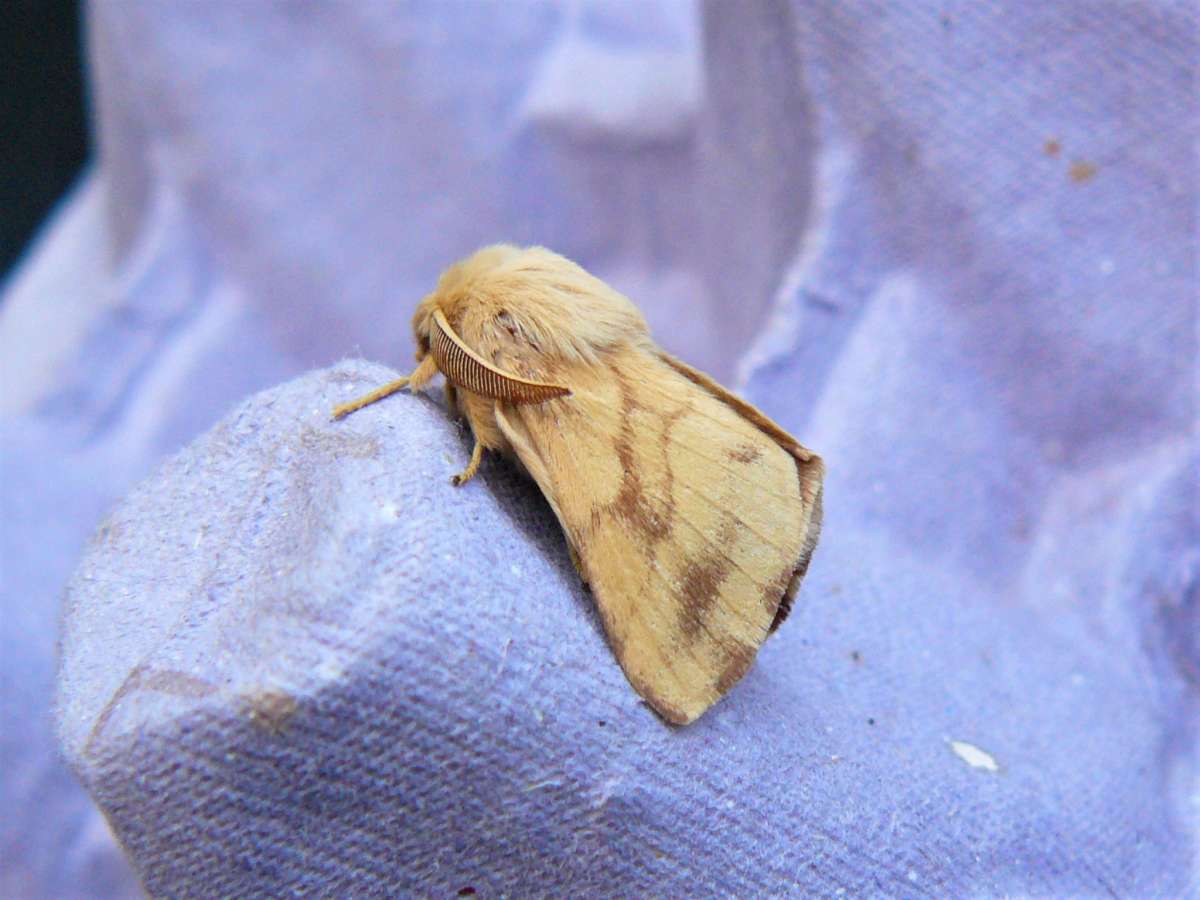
[1,0,88,280]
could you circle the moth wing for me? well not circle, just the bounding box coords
[656,351,824,631]
[494,346,823,724]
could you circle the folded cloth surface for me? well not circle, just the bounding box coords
[57,359,1195,896]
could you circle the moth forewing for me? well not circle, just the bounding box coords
[494,342,821,725]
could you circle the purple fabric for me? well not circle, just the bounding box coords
[1,0,1195,895]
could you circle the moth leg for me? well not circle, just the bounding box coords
[331,355,438,420]
[451,439,485,486]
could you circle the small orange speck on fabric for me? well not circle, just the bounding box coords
[1069,160,1098,183]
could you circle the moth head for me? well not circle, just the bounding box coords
[410,244,574,404]
[410,244,525,361]
[412,244,648,367]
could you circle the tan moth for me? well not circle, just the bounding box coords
[333,245,824,724]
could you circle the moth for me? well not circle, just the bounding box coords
[333,245,823,724]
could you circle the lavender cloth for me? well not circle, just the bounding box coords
[57,360,1195,896]
[0,0,1195,895]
